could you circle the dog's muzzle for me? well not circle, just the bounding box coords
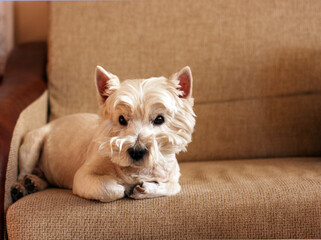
[128,147,147,161]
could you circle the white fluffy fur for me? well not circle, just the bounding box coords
[14,66,195,202]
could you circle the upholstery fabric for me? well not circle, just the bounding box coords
[180,94,321,161]
[48,0,321,161]
[4,91,48,212]
[6,158,321,239]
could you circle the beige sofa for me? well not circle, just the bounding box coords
[4,1,321,239]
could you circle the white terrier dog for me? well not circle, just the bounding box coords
[11,66,195,203]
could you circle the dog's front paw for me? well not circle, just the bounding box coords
[129,182,159,200]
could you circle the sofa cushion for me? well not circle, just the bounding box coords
[6,157,321,239]
[48,1,321,161]
[179,94,321,161]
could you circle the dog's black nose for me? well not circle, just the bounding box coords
[128,147,147,161]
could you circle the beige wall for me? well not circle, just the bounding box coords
[14,1,49,44]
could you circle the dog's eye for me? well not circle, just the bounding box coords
[153,115,165,125]
[119,115,127,126]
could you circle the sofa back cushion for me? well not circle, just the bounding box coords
[48,0,321,161]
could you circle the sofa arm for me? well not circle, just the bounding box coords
[0,42,47,237]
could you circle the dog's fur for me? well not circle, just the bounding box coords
[11,66,195,202]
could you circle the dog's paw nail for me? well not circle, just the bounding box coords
[135,185,145,193]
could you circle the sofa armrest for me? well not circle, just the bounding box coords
[0,42,47,236]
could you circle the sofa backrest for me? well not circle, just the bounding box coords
[48,0,321,161]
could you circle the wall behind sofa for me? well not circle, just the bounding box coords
[14,1,49,44]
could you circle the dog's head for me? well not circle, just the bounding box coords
[95,66,195,168]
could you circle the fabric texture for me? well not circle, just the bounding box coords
[179,94,321,161]
[5,1,321,239]
[6,158,321,239]
[4,91,48,213]
[48,0,321,161]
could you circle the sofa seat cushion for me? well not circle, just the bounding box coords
[6,157,321,239]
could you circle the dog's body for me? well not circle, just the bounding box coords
[11,66,195,202]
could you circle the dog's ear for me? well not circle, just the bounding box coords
[174,66,193,98]
[95,66,120,104]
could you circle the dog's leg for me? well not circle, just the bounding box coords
[129,181,181,200]
[11,127,49,202]
[18,126,49,179]
[73,166,125,202]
